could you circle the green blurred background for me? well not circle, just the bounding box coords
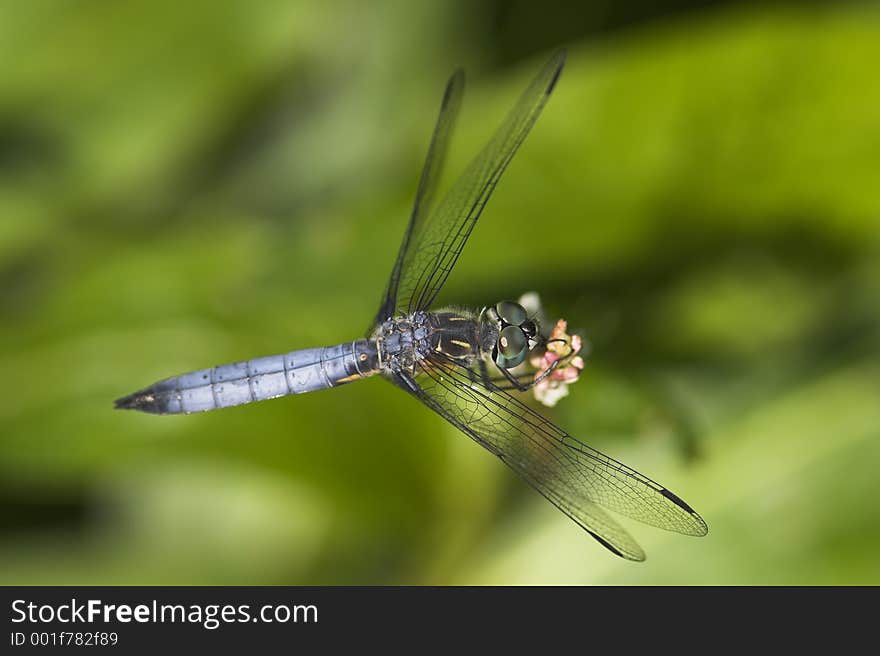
[2,0,879,584]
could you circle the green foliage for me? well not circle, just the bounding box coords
[1,1,878,583]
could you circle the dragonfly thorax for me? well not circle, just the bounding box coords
[374,310,489,374]
[375,312,433,373]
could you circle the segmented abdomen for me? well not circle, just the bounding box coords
[115,340,378,415]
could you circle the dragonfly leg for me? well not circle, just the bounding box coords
[474,359,537,392]
[489,354,574,392]
[461,357,561,393]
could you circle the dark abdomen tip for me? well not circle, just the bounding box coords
[114,388,167,414]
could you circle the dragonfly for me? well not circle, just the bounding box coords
[116,49,708,561]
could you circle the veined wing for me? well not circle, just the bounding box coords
[392,355,707,561]
[375,49,566,324]
[374,68,465,328]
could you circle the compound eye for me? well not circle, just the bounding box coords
[495,325,528,368]
[521,320,537,338]
[496,301,527,326]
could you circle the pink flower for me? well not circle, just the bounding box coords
[529,319,585,407]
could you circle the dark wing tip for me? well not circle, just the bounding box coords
[443,69,465,108]
[545,49,567,95]
[589,529,645,562]
[659,487,709,536]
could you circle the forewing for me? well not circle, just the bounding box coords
[374,69,465,328]
[377,50,566,323]
[391,355,707,561]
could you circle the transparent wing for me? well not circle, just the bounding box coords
[391,355,707,561]
[374,68,465,328]
[376,49,566,323]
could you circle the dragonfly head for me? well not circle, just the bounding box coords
[489,300,540,369]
